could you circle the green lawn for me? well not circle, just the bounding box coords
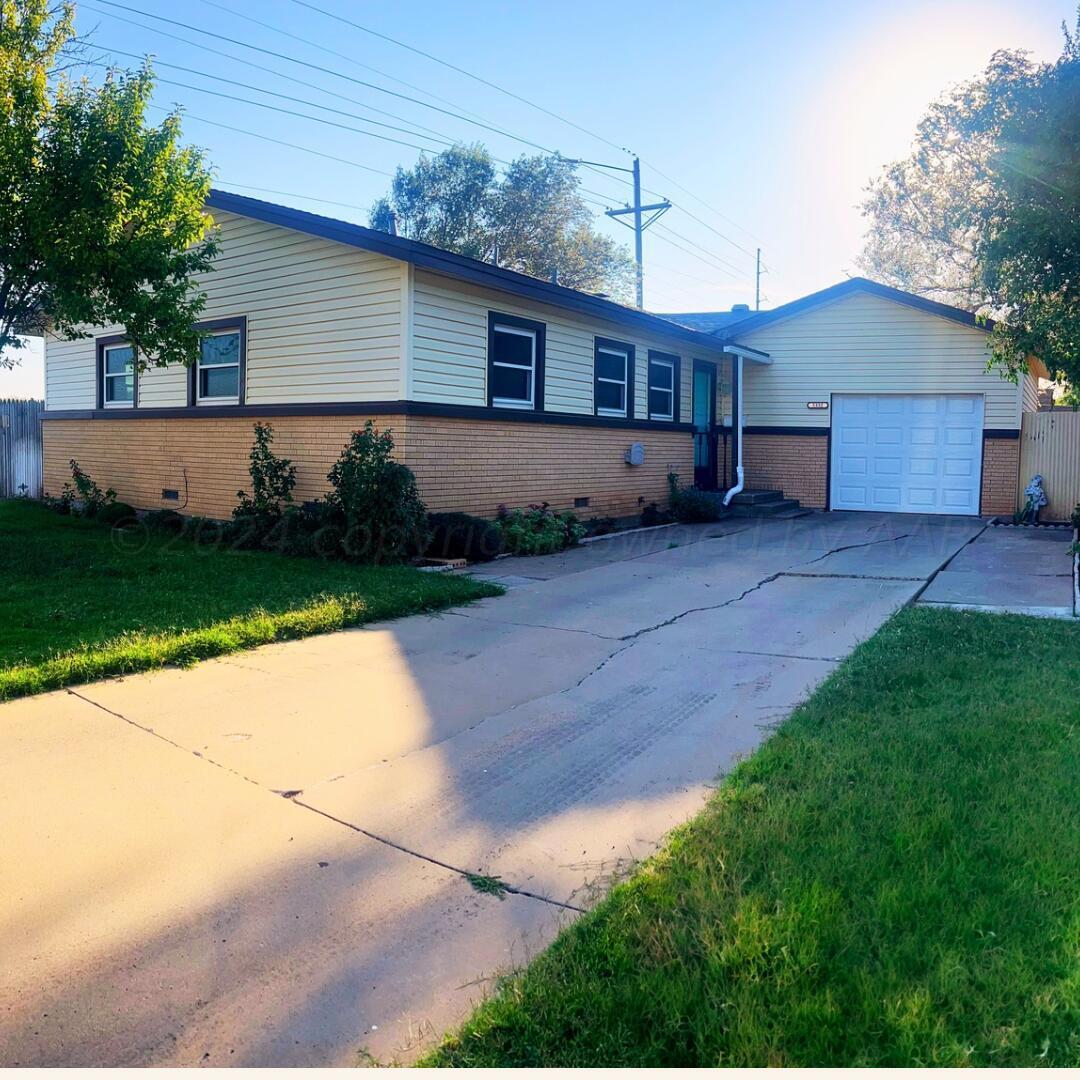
[0,499,500,700]
[427,606,1080,1067]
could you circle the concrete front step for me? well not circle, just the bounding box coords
[730,497,803,518]
[730,488,785,505]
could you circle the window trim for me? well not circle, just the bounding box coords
[647,350,681,422]
[96,335,138,409]
[187,316,247,407]
[593,336,635,419]
[487,311,545,412]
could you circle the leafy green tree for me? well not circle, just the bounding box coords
[371,144,634,300]
[860,13,1080,392]
[1,0,217,369]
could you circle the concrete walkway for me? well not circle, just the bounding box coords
[1,512,986,1066]
[919,524,1075,619]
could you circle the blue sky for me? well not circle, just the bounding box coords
[1,0,1072,398]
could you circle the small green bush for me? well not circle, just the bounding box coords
[640,502,674,528]
[232,422,297,548]
[427,512,505,562]
[142,508,186,534]
[667,471,723,523]
[1071,502,1080,530]
[584,516,618,537]
[327,422,430,563]
[49,459,116,518]
[97,501,137,527]
[495,503,586,556]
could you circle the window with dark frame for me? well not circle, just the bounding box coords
[196,328,242,404]
[488,313,545,411]
[648,353,678,421]
[102,343,135,407]
[594,338,633,418]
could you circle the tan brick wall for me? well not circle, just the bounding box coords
[981,436,1020,516]
[742,433,828,509]
[402,415,691,518]
[43,416,405,519]
[43,414,692,521]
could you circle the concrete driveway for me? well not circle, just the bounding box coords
[1,511,986,1066]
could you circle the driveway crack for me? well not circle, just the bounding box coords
[790,532,911,569]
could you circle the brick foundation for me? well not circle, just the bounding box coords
[980,436,1020,516]
[741,432,829,509]
[43,414,693,521]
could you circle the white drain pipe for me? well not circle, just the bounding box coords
[723,352,744,506]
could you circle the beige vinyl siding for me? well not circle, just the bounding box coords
[44,209,406,410]
[735,292,1023,430]
[411,269,723,421]
[1021,372,1041,413]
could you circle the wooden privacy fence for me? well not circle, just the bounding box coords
[1019,410,1080,521]
[0,399,44,499]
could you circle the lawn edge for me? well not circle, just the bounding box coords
[0,575,502,703]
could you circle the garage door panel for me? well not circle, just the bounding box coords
[830,394,983,515]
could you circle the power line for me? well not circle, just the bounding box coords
[653,223,747,277]
[90,0,566,157]
[191,0,495,130]
[148,106,393,177]
[85,54,453,155]
[286,0,632,159]
[81,3,455,143]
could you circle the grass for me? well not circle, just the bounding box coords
[0,499,501,701]
[426,606,1080,1067]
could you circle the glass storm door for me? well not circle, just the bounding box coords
[692,361,718,489]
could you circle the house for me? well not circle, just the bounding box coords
[41,190,1039,521]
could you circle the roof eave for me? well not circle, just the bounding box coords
[206,189,727,353]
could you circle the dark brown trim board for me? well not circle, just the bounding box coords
[42,398,697,433]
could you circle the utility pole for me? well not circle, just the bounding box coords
[605,158,671,309]
[755,247,762,311]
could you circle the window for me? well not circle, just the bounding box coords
[594,337,633,418]
[196,330,241,403]
[488,313,545,410]
[648,352,679,421]
[102,343,135,407]
[189,318,246,406]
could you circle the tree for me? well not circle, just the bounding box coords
[371,144,634,300]
[1,0,217,369]
[860,13,1080,392]
[978,21,1080,391]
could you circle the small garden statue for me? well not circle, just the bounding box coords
[1016,474,1049,524]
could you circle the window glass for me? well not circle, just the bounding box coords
[103,344,135,405]
[197,330,241,402]
[492,325,535,407]
[596,346,628,416]
[648,357,676,420]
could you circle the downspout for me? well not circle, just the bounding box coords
[723,352,744,506]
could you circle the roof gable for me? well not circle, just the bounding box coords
[206,189,726,352]
[716,278,992,340]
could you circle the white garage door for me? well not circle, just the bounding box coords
[831,394,984,514]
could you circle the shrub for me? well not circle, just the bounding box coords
[326,422,430,563]
[142,508,186,534]
[426,512,504,562]
[97,501,137,527]
[584,516,618,537]
[667,471,723,523]
[495,503,586,556]
[61,459,116,518]
[640,502,674,528]
[233,423,297,547]
[1071,502,1080,530]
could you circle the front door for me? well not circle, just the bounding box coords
[692,360,718,489]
